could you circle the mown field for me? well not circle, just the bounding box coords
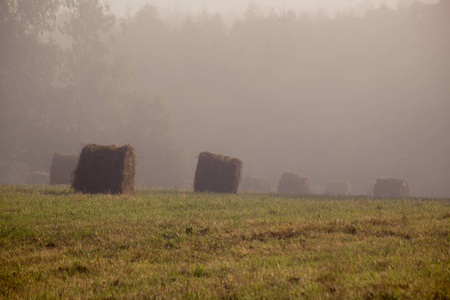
[0,185,449,299]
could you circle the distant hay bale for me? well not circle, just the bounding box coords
[240,175,271,193]
[50,152,79,185]
[25,171,49,185]
[311,185,325,195]
[194,151,242,193]
[277,171,311,195]
[373,177,410,198]
[324,180,352,196]
[72,144,136,194]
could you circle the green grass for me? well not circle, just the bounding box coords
[0,185,449,299]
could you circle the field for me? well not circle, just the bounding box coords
[0,185,449,299]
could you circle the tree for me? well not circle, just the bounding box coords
[0,0,62,182]
[124,93,189,187]
[1,0,189,186]
[60,1,189,187]
[60,0,122,143]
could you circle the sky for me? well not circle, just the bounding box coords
[107,0,436,17]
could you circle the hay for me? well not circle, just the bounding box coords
[50,152,79,185]
[373,177,410,198]
[72,144,136,194]
[240,175,271,193]
[311,185,325,195]
[277,171,311,195]
[324,180,352,196]
[194,151,242,193]
[25,171,49,185]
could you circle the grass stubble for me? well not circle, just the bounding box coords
[0,185,449,299]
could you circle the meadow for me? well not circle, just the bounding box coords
[0,185,448,299]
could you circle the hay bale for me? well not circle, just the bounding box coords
[25,171,49,185]
[311,185,325,195]
[49,152,79,185]
[72,144,136,194]
[194,151,242,193]
[373,177,410,198]
[324,180,352,196]
[277,171,311,195]
[240,175,271,193]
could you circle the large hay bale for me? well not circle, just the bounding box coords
[373,177,410,198]
[72,144,136,194]
[50,152,79,185]
[277,171,311,195]
[25,171,49,185]
[324,180,352,196]
[194,151,242,193]
[240,175,271,193]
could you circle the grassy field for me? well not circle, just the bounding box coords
[0,185,449,299]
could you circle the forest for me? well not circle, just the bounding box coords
[0,0,449,197]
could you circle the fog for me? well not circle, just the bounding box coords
[1,0,449,197]
[108,0,437,17]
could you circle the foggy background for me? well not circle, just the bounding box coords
[1,0,449,197]
[107,0,438,18]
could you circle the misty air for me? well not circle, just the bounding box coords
[1,0,449,196]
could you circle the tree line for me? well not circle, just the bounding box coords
[0,0,188,187]
[1,1,449,195]
[118,1,448,196]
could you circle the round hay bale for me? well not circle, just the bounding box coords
[25,171,49,185]
[324,180,352,196]
[50,152,79,185]
[277,171,311,195]
[240,175,271,193]
[72,144,136,194]
[194,151,242,193]
[373,177,410,198]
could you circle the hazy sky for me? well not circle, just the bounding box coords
[108,0,436,17]
[3,0,447,196]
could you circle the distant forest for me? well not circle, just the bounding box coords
[1,1,449,196]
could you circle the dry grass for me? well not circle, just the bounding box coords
[0,185,449,299]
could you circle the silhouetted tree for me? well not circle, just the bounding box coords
[0,1,189,186]
[60,0,122,142]
[0,0,62,181]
